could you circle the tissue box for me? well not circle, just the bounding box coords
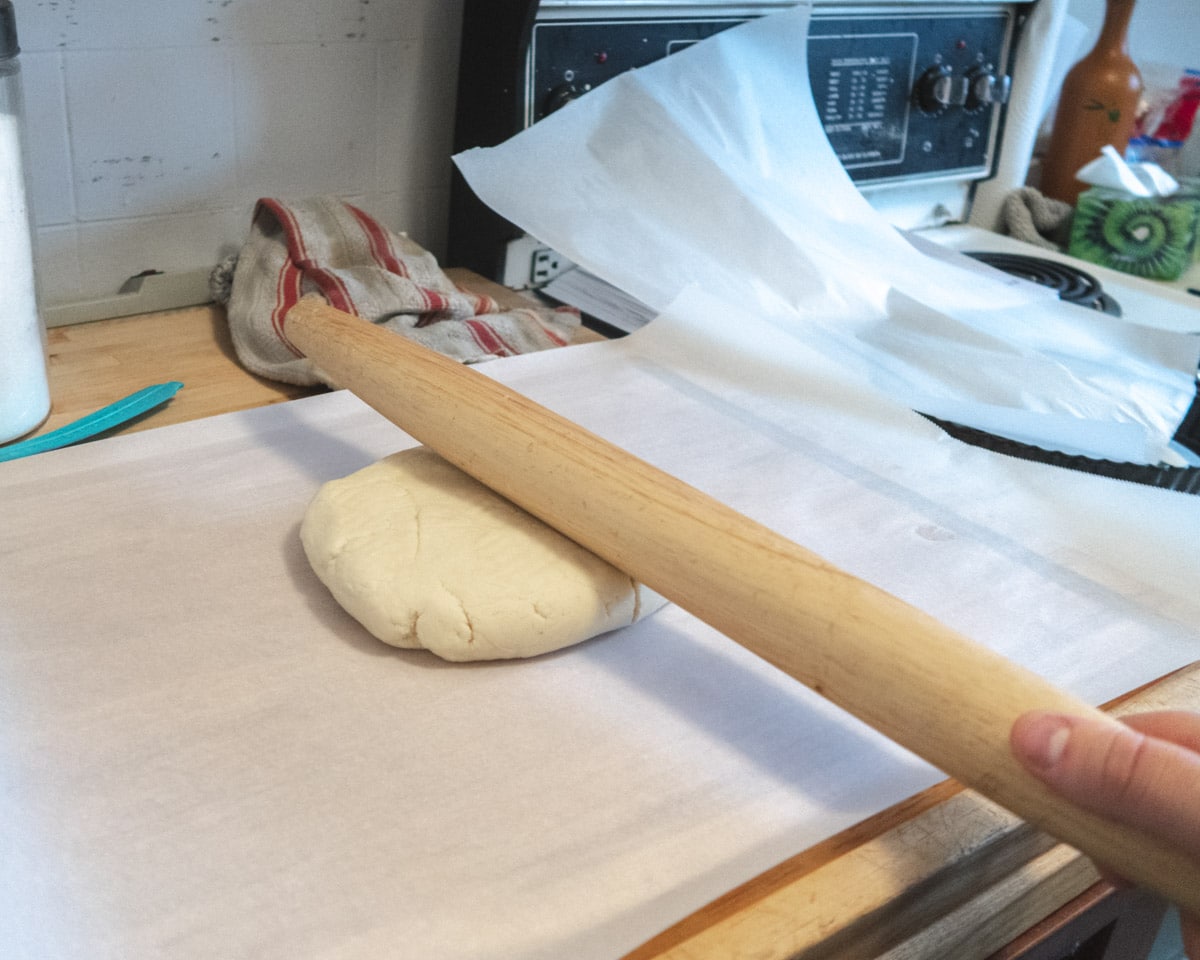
[1068,187,1200,281]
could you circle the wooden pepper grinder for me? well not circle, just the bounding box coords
[1039,0,1143,206]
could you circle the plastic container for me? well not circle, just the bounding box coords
[1127,68,1200,177]
[0,0,49,445]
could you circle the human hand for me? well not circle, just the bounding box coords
[1011,709,1200,959]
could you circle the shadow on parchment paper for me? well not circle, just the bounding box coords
[532,613,947,960]
[576,610,938,803]
[247,391,395,485]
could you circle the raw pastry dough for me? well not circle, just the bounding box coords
[301,446,667,661]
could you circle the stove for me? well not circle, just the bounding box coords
[449,0,1070,284]
[925,223,1200,336]
[448,0,1200,483]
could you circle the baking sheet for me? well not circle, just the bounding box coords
[2,302,1198,958]
[455,4,1200,465]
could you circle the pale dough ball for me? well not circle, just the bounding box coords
[300,446,667,661]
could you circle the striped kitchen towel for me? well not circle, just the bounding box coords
[213,197,580,386]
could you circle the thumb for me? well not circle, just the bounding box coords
[1010,711,1200,857]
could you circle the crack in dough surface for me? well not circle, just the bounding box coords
[300,446,667,661]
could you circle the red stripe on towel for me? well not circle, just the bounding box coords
[539,312,571,347]
[263,198,357,316]
[347,203,408,278]
[421,287,451,313]
[459,289,499,315]
[272,259,306,357]
[465,318,517,357]
[304,265,357,315]
[259,198,311,268]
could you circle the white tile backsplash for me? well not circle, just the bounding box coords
[11,0,464,311]
[20,51,73,226]
[376,38,455,198]
[74,205,251,292]
[17,0,236,50]
[224,0,396,47]
[32,223,84,303]
[67,46,238,219]
[231,42,377,198]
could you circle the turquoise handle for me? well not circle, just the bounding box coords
[0,381,184,463]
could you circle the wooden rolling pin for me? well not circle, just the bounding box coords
[285,297,1200,915]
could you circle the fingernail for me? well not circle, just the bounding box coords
[1014,713,1073,770]
[1043,723,1071,767]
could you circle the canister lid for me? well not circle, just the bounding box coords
[0,1,17,61]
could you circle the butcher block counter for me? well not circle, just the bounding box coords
[27,269,596,438]
[8,276,1198,960]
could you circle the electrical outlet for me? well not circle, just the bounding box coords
[531,246,572,285]
[501,235,575,288]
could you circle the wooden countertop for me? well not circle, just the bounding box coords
[33,301,317,438]
[12,278,1197,959]
[27,269,602,440]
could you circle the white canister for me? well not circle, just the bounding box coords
[0,0,49,445]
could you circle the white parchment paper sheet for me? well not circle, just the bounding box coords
[2,310,1197,958]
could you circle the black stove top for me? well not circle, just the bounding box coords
[964,251,1122,316]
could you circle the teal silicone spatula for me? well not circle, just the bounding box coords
[0,381,183,463]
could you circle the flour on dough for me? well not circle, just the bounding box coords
[300,446,667,661]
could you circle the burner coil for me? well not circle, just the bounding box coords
[965,251,1122,316]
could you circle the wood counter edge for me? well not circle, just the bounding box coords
[628,661,1199,960]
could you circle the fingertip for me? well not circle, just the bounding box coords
[1012,711,1074,773]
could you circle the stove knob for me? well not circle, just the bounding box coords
[913,65,968,114]
[544,82,580,116]
[964,67,1011,112]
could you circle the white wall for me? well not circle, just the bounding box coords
[15,0,464,310]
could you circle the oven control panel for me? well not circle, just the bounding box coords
[808,11,1013,183]
[449,0,1031,281]
[528,18,747,124]
[527,6,1016,184]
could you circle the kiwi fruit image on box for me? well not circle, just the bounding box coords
[1068,192,1200,280]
